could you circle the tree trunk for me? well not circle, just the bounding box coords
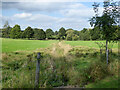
[106,40,109,65]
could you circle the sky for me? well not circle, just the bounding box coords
[1,0,119,31]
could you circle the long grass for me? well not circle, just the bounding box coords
[85,76,118,88]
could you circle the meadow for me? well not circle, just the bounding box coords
[2,38,58,53]
[2,38,118,53]
[65,40,118,49]
[1,38,119,88]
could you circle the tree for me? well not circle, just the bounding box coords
[90,26,102,40]
[0,29,2,37]
[74,30,79,36]
[116,26,120,40]
[55,31,58,35]
[79,28,91,40]
[58,27,66,40]
[72,34,79,41]
[20,31,26,39]
[24,26,34,39]
[34,28,46,40]
[66,30,74,41]
[2,21,12,38]
[46,29,54,39]
[66,30,79,41]
[90,0,119,64]
[10,24,21,39]
[79,32,84,40]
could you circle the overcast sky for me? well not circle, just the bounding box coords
[1,0,118,31]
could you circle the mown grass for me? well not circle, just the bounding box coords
[2,38,118,53]
[65,40,118,49]
[2,38,58,53]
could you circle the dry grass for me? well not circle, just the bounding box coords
[58,41,72,55]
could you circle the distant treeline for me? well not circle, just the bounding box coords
[1,22,120,41]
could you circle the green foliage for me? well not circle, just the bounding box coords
[90,1,119,41]
[58,27,66,40]
[2,26,12,38]
[66,30,74,41]
[73,30,79,36]
[1,23,119,41]
[117,27,120,39]
[24,26,34,39]
[92,14,117,41]
[46,29,54,39]
[2,21,12,38]
[114,25,120,40]
[10,24,21,39]
[66,30,79,41]
[20,31,26,38]
[0,29,2,38]
[90,27,103,40]
[66,34,72,41]
[72,34,79,41]
[54,31,58,35]
[34,28,46,40]
[90,0,119,64]
[79,28,91,40]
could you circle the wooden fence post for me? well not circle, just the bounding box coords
[35,52,41,88]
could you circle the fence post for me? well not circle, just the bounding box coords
[35,52,41,88]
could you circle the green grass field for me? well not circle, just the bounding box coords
[65,40,118,49]
[2,38,58,53]
[2,38,118,53]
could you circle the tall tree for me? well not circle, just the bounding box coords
[90,26,102,40]
[66,30,79,41]
[46,29,54,39]
[2,21,12,38]
[34,29,46,40]
[20,31,26,39]
[55,31,58,35]
[58,27,66,40]
[24,26,34,39]
[10,24,21,39]
[79,28,91,40]
[66,30,74,41]
[90,0,119,64]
